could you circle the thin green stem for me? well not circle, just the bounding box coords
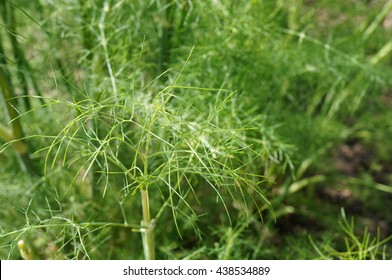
[141,188,155,260]
[157,0,176,75]
[99,1,117,96]
[0,66,36,174]
[1,1,44,108]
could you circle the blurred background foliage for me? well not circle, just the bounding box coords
[1,0,392,259]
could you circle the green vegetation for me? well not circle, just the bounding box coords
[1,0,392,260]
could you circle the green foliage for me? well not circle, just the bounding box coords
[311,208,392,260]
[1,0,392,259]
